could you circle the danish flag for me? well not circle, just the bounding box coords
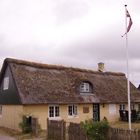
[122,8,133,37]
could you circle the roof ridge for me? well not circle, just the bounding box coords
[5,58,125,76]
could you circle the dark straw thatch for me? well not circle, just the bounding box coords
[1,58,140,104]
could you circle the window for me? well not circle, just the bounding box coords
[68,104,77,116]
[120,104,125,110]
[0,106,2,116]
[79,81,93,94]
[138,104,140,111]
[49,105,60,118]
[109,104,116,115]
[80,82,89,92]
[3,77,9,90]
[80,81,93,93]
[131,104,135,110]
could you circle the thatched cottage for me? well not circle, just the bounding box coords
[0,58,140,131]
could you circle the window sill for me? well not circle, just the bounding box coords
[68,115,79,119]
[48,117,61,120]
[80,93,93,95]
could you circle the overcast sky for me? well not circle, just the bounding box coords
[0,0,140,86]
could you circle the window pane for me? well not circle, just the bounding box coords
[55,106,59,117]
[85,83,89,92]
[123,105,125,110]
[131,104,135,110]
[49,106,60,118]
[49,106,54,117]
[68,105,77,116]
[120,104,125,110]
[3,77,9,90]
[68,106,72,116]
[138,104,140,111]
[80,82,90,92]
[73,105,77,115]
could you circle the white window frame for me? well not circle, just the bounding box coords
[48,105,60,119]
[131,104,135,110]
[68,104,78,117]
[80,82,90,93]
[3,77,9,90]
[120,104,125,110]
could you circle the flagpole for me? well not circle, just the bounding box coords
[125,4,131,130]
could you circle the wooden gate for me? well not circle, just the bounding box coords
[68,122,87,140]
[31,117,39,135]
[47,119,66,140]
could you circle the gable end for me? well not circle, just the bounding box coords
[0,64,21,105]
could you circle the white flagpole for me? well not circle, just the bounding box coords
[125,4,131,130]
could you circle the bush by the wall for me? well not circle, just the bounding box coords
[19,115,32,133]
[81,119,109,140]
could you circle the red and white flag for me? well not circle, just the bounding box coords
[126,9,133,33]
[122,8,133,37]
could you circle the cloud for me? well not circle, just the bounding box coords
[0,0,140,86]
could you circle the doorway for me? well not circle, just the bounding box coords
[93,104,100,121]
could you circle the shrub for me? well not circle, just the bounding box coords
[19,115,32,133]
[81,119,109,140]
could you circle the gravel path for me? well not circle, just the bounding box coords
[0,134,16,140]
[0,128,44,140]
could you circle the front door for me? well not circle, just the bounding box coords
[93,104,100,121]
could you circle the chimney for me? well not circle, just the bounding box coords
[98,62,105,72]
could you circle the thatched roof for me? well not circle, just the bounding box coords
[2,58,140,104]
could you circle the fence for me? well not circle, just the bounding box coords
[47,120,87,140]
[47,119,66,140]
[47,119,140,140]
[68,122,87,140]
[108,127,140,140]
[31,117,39,135]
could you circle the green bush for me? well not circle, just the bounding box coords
[81,119,109,140]
[19,116,32,133]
